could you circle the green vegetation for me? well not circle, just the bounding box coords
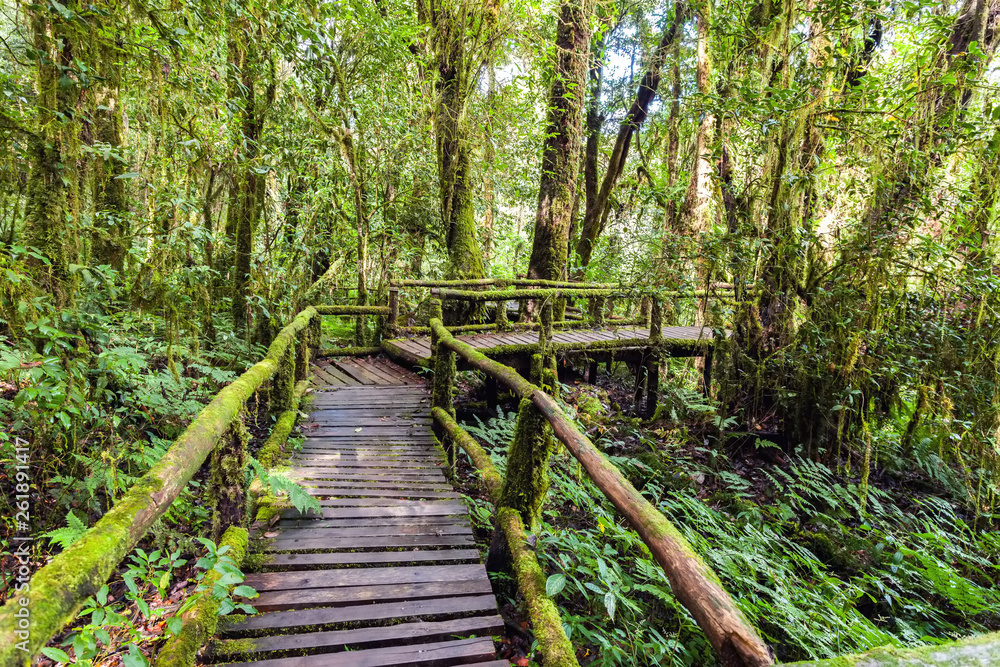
[1,0,998,663]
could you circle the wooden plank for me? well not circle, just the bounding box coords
[298,444,439,452]
[331,359,378,385]
[278,503,467,518]
[264,534,475,552]
[220,594,498,634]
[306,428,435,438]
[294,460,444,471]
[211,615,504,658]
[345,357,401,384]
[317,364,359,386]
[311,366,346,387]
[313,497,461,507]
[255,549,482,570]
[265,524,472,540]
[245,564,485,591]
[352,357,408,385]
[304,417,432,426]
[296,450,443,459]
[218,637,497,667]
[299,480,453,491]
[339,358,396,385]
[251,578,492,610]
[291,470,445,480]
[303,488,461,500]
[276,515,470,529]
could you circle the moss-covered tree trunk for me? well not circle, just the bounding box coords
[228,6,274,334]
[24,6,75,306]
[91,27,127,272]
[525,0,594,282]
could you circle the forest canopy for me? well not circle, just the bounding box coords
[0,0,999,664]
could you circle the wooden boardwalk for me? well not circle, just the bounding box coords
[211,357,508,667]
[385,325,719,366]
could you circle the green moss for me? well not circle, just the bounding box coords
[780,631,1000,666]
[498,398,556,530]
[319,345,382,356]
[576,393,604,419]
[314,305,390,316]
[153,526,249,667]
[498,508,580,667]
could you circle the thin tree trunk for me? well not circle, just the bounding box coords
[574,5,684,277]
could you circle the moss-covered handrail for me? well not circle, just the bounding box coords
[429,317,773,667]
[314,305,390,316]
[431,407,579,667]
[432,287,626,302]
[392,278,617,289]
[0,307,319,663]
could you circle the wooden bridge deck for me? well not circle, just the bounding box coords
[211,356,507,667]
[384,324,720,366]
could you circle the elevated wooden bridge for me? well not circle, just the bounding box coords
[5,279,988,667]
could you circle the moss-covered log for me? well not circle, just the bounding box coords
[319,346,383,357]
[532,390,773,667]
[434,287,625,302]
[152,526,249,667]
[314,305,390,316]
[497,507,581,667]
[432,407,503,503]
[393,277,616,289]
[0,307,317,663]
[780,631,1000,666]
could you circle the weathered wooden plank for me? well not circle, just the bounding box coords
[278,503,467,519]
[291,470,445,481]
[338,358,394,385]
[294,460,445,470]
[245,564,485,591]
[252,578,492,610]
[316,364,359,386]
[303,488,461,500]
[264,533,475,552]
[220,594,498,634]
[211,615,504,658]
[299,481,453,492]
[351,357,407,385]
[218,637,497,667]
[255,549,482,571]
[276,515,470,529]
[311,366,347,387]
[264,524,472,541]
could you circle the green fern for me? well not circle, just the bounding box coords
[246,457,321,515]
[42,511,87,549]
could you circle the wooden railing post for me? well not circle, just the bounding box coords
[384,287,400,339]
[646,296,662,417]
[429,301,456,461]
[274,341,296,414]
[491,395,555,532]
[539,300,558,398]
[208,416,248,541]
[495,299,509,330]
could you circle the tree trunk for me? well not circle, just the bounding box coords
[526,0,594,282]
[24,6,75,306]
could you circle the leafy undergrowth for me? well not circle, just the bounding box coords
[454,363,1000,666]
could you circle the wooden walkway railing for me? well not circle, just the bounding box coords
[423,297,775,667]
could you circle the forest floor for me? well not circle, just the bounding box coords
[450,358,1000,667]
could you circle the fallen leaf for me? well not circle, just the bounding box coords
[264,531,280,538]
[355,427,363,432]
